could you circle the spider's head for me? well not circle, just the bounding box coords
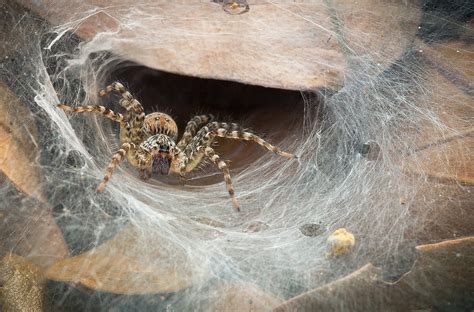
[140,134,176,175]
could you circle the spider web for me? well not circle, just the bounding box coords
[0,0,473,310]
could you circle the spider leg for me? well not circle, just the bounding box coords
[201,146,240,212]
[190,122,295,160]
[96,142,135,192]
[99,82,145,143]
[99,82,143,112]
[57,104,125,124]
[177,114,214,149]
[218,128,296,160]
[178,121,293,211]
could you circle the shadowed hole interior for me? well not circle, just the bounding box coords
[100,64,314,186]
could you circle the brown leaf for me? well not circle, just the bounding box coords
[404,45,474,148]
[17,0,420,91]
[46,225,208,294]
[0,82,43,201]
[331,0,421,69]
[272,237,474,311]
[0,173,69,269]
[0,253,46,312]
[388,237,474,308]
[0,83,69,269]
[405,181,474,243]
[273,264,383,312]
[402,41,474,185]
[404,135,473,185]
[419,40,474,85]
[206,283,283,312]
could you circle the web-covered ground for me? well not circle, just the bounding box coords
[0,0,473,310]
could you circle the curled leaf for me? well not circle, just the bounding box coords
[18,0,421,91]
[46,225,208,294]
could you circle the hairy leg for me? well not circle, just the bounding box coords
[58,104,125,125]
[202,146,240,212]
[99,82,143,113]
[179,121,294,211]
[96,142,135,192]
[99,82,145,143]
[181,121,294,181]
[218,128,295,160]
[186,121,295,160]
[177,114,214,149]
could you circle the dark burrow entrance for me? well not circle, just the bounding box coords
[101,64,313,185]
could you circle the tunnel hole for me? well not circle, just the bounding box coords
[101,63,316,185]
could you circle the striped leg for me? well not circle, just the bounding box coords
[183,122,240,157]
[218,128,295,160]
[99,82,145,142]
[96,142,134,192]
[182,122,294,176]
[98,82,144,113]
[188,122,295,160]
[177,114,214,149]
[202,146,240,212]
[58,104,125,124]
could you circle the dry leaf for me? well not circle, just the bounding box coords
[404,136,473,185]
[0,82,43,201]
[401,40,474,184]
[387,237,474,309]
[0,82,68,269]
[46,225,208,294]
[331,0,421,69]
[0,253,46,312]
[17,0,421,90]
[405,180,474,244]
[0,173,69,268]
[403,41,474,148]
[418,40,474,85]
[273,264,383,312]
[272,237,474,311]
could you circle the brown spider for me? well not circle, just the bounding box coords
[58,82,295,211]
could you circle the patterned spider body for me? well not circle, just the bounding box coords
[123,113,179,176]
[58,82,295,211]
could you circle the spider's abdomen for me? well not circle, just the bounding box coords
[144,112,178,141]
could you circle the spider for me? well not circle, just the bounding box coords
[58,82,295,211]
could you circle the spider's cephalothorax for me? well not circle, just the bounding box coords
[58,82,295,211]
